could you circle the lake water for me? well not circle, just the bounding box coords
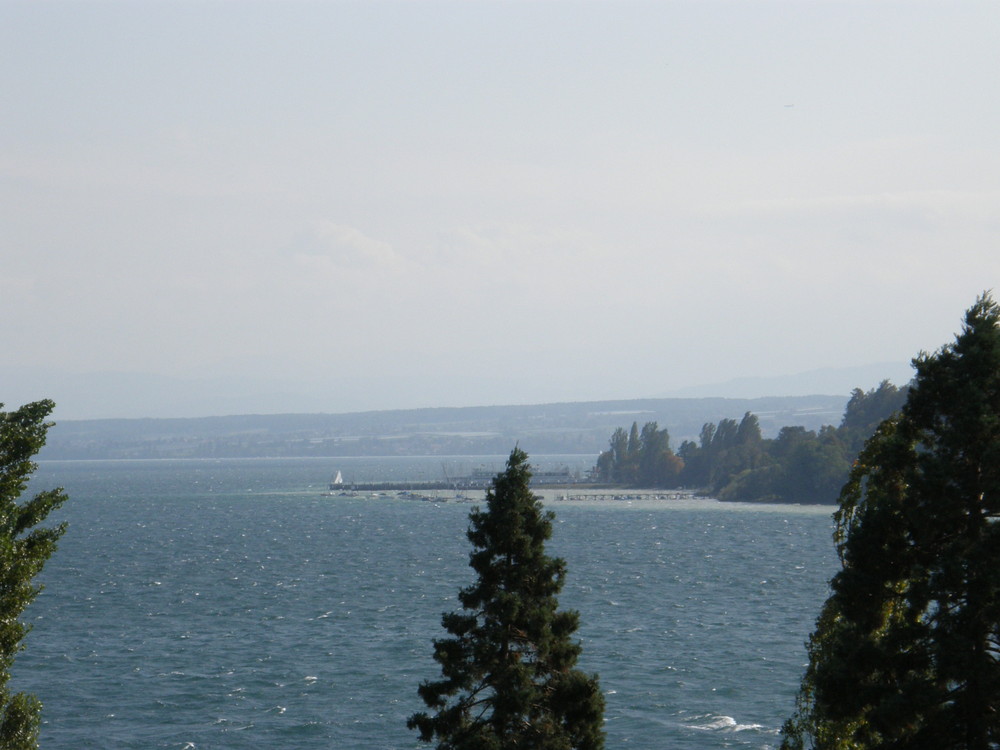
[20,456,838,749]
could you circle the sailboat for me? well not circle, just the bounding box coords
[329,470,344,491]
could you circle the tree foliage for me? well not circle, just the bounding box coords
[409,447,605,750]
[594,421,682,487]
[781,294,1000,749]
[0,400,68,749]
[597,384,907,502]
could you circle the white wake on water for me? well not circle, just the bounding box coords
[684,713,767,732]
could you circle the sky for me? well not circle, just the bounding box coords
[2,1,999,419]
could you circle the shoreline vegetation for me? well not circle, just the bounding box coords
[593,381,908,505]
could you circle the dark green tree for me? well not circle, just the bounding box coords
[839,380,909,455]
[409,447,605,750]
[781,294,1000,749]
[637,422,682,487]
[626,421,640,464]
[677,422,716,488]
[710,413,766,491]
[597,427,629,483]
[0,400,68,749]
[594,422,682,487]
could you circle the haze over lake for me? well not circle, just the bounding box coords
[3,2,996,420]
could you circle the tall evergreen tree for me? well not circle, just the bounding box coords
[781,294,1000,749]
[0,400,68,749]
[409,448,605,750]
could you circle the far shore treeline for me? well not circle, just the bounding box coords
[595,381,908,504]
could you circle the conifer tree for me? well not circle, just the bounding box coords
[0,400,68,749]
[409,447,605,750]
[781,294,1000,749]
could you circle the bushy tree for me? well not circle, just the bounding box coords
[839,380,909,455]
[636,422,683,487]
[677,412,767,494]
[677,389,904,504]
[781,294,1000,749]
[409,447,605,750]
[595,421,682,487]
[0,400,68,749]
[676,422,717,488]
[594,427,629,483]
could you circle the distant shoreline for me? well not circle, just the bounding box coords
[40,394,849,461]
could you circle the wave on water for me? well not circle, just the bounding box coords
[683,713,769,733]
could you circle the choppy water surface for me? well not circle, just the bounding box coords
[22,458,837,749]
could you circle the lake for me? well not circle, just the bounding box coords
[20,457,837,749]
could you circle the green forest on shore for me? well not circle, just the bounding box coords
[595,380,908,504]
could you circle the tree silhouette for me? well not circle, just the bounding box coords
[409,447,604,750]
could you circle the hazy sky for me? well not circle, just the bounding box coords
[3,1,999,418]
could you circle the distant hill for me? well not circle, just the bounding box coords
[4,362,912,421]
[660,361,914,398]
[42,395,851,460]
